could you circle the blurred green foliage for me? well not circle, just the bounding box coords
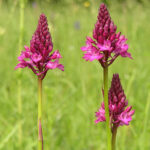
[0,0,149,5]
[0,0,150,150]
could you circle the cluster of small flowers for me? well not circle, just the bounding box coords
[15,14,64,80]
[81,3,132,67]
[95,74,134,127]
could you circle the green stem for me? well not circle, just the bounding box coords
[18,0,24,147]
[103,65,112,150]
[112,126,117,150]
[19,0,24,52]
[0,0,2,8]
[18,79,22,146]
[38,78,43,150]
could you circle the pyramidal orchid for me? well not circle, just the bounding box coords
[95,74,134,125]
[81,3,132,150]
[95,74,134,150]
[15,14,64,80]
[15,14,64,150]
[81,3,132,67]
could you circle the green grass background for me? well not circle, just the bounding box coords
[0,0,150,150]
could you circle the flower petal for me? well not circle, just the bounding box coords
[51,50,62,59]
[46,60,64,71]
[31,53,42,63]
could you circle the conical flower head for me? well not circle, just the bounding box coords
[95,74,134,127]
[30,14,53,56]
[15,14,64,80]
[93,3,115,41]
[81,3,132,67]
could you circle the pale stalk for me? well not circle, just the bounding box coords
[103,64,112,150]
[18,0,24,146]
[112,125,117,150]
[38,78,43,150]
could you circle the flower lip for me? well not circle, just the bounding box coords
[31,53,42,63]
[97,40,112,52]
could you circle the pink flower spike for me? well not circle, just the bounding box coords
[15,14,64,80]
[81,3,132,67]
[95,74,134,128]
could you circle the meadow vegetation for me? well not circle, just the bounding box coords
[0,1,150,149]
